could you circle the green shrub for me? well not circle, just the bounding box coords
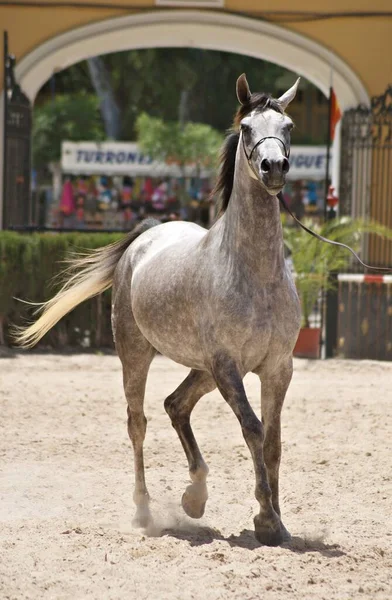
[0,232,122,348]
[283,217,392,327]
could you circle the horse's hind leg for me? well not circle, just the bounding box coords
[115,319,155,528]
[164,369,216,518]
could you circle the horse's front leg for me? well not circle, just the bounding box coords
[164,369,216,518]
[212,354,284,546]
[254,357,293,539]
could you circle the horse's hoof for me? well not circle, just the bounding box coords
[181,483,208,519]
[254,527,284,546]
[132,514,150,528]
[181,492,206,519]
[280,522,292,542]
[132,505,151,528]
[253,515,287,546]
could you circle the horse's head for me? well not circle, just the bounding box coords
[236,74,300,195]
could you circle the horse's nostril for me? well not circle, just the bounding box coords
[282,157,290,174]
[261,159,271,172]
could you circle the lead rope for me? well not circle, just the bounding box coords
[242,132,391,272]
[277,192,392,273]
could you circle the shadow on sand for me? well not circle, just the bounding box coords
[160,524,345,557]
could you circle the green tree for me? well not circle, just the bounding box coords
[32,93,105,167]
[37,48,291,139]
[136,113,223,203]
[87,56,121,139]
[136,113,222,168]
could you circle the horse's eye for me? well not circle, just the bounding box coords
[241,123,250,133]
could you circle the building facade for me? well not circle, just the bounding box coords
[1,1,392,262]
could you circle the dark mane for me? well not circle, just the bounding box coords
[213,132,240,217]
[213,93,284,216]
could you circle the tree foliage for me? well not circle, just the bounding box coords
[136,113,223,171]
[37,48,289,139]
[33,94,105,167]
[87,56,121,139]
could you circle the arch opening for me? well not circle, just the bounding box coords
[15,10,369,110]
[0,9,370,226]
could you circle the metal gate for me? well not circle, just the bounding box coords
[340,85,392,268]
[337,274,392,361]
[2,31,32,229]
[335,86,392,360]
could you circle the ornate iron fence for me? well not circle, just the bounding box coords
[340,85,392,269]
[2,31,32,229]
[336,88,392,359]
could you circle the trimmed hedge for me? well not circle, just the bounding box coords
[0,232,123,348]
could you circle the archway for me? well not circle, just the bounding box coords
[1,10,370,225]
[15,10,368,107]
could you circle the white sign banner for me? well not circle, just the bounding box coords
[61,141,329,181]
[61,141,209,178]
[288,146,329,181]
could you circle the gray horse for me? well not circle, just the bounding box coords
[17,74,301,546]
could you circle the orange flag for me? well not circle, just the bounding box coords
[330,88,342,141]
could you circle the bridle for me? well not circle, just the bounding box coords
[240,130,392,273]
[242,132,289,183]
[242,133,290,163]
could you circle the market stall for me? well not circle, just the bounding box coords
[43,141,212,230]
[44,141,329,230]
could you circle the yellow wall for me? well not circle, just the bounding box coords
[1,2,392,100]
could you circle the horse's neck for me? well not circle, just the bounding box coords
[219,151,285,279]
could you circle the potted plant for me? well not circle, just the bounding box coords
[283,216,392,358]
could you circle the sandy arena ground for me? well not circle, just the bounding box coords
[0,352,391,600]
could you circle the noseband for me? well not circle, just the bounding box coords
[242,134,290,164]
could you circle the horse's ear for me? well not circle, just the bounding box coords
[278,77,301,110]
[236,73,251,105]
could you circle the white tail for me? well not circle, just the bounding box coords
[14,219,159,348]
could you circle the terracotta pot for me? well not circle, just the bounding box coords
[294,327,321,359]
